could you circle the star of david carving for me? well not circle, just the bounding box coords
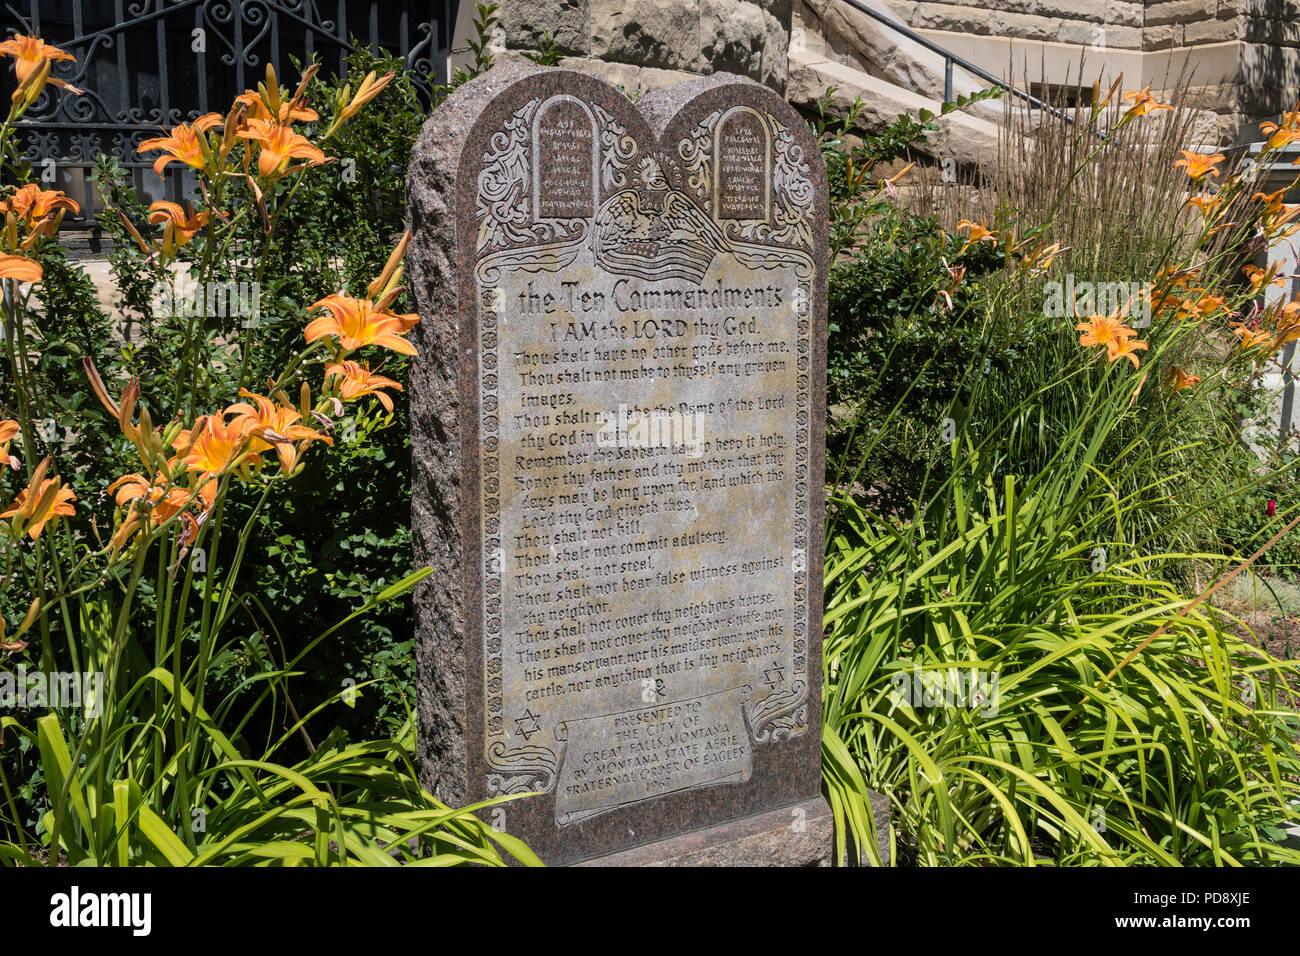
[763,661,785,689]
[514,708,542,741]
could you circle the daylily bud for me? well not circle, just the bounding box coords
[14,57,51,109]
[219,102,247,162]
[367,231,411,300]
[24,457,52,514]
[0,614,25,653]
[84,357,120,417]
[118,378,140,437]
[109,514,142,558]
[333,71,395,130]
[287,63,320,115]
[136,404,160,462]
[265,63,281,114]
[161,419,184,449]
[15,596,41,637]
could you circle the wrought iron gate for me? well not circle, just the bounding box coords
[4,0,452,227]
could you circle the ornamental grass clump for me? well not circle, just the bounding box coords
[822,78,1300,866]
[0,34,536,866]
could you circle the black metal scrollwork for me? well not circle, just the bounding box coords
[5,0,450,225]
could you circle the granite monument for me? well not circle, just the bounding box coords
[406,60,829,864]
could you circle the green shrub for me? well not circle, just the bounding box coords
[0,17,534,865]
[821,79,1300,866]
[824,482,1300,866]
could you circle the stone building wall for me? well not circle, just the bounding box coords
[818,0,1299,144]
[451,0,794,96]
[455,1,1295,145]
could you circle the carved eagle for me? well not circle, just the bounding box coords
[592,189,725,283]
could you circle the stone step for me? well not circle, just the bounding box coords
[787,45,1003,171]
[798,0,1006,124]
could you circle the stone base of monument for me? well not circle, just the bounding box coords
[573,793,890,867]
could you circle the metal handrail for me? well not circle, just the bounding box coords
[835,0,1076,123]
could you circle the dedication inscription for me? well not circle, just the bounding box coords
[408,63,827,864]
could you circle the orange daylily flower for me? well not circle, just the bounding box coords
[148,201,211,251]
[233,90,319,127]
[0,419,18,468]
[1268,301,1300,343]
[1184,192,1223,218]
[1,183,79,223]
[173,414,255,476]
[1256,188,1286,213]
[0,34,74,85]
[326,360,404,412]
[1121,86,1173,120]
[225,390,331,473]
[956,219,997,252]
[1148,288,1182,315]
[1253,189,1300,236]
[110,471,184,522]
[138,114,223,176]
[1018,240,1062,278]
[110,471,166,510]
[1106,336,1148,368]
[1175,292,1210,321]
[107,466,215,554]
[1195,293,1226,317]
[1166,366,1201,391]
[237,120,327,181]
[1174,150,1225,180]
[0,253,41,282]
[1231,322,1274,351]
[1260,107,1300,150]
[110,465,215,519]
[1276,324,1300,347]
[305,293,419,355]
[1076,314,1137,348]
[2,185,78,245]
[1263,126,1300,152]
[1,457,75,540]
[1243,264,1286,294]
[231,62,320,130]
[226,390,294,449]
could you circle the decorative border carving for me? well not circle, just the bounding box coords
[676,109,815,250]
[475,93,816,795]
[593,103,639,192]
[476,97,542,251]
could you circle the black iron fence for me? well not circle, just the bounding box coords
[4,0,452,227]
